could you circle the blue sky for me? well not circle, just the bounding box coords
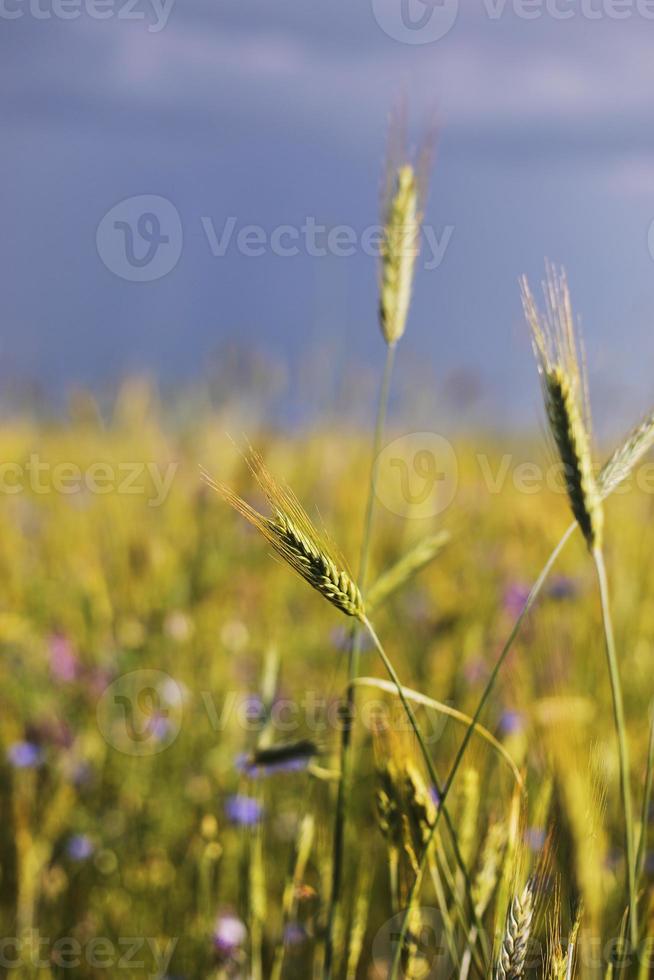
[2,0,654,431]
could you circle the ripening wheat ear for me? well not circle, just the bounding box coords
[521,266,603,550]
[201,452,365,619]
[378,108,434,348]
[379,164,421,347]
[495,879,535,980]
[598,407,654,498]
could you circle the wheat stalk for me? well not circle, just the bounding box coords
[204,451,481,955]
[495,880,535,980]
[328,113,434,977]
[523,266,638,945]
[521,266,602,550]
[592,546,638,947]
[201,452,364,619]
[459,821,507,980]
[391,390,654,980]
[473,822,507,919]
[387,515,573,980]
[546,886,582,980]
[401,905,430,980]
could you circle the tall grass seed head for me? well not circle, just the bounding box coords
[379,164,420,347]
[201,450,365,619]
[598,406,654,499]
[521,266,603,550]
[378,105,435,348]
[496,878,535,980]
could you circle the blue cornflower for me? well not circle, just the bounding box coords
[225,794,263,826]
[499,711,525,735]
[548,575,578,600]
[66,834,94,861]
[284,923,307,946]
[7,741,43,769]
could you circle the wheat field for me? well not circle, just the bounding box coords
[1,145,653,980]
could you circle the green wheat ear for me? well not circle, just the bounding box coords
[201,451,364,620]
[521,265,603,550]
[598,407,654,498]
[379,164,420,347]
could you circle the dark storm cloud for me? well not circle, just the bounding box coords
[1,0,654,430]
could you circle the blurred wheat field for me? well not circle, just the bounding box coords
[0,376,652,978]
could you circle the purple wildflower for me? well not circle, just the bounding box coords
[525,827,546,851]
[429,786,442,808]
[499,711,525,735]
[330,626,373,653]
[225,794,263,826]
[503,582,530,618]
[7,741,43,768]
[242,694,265,725]
[149,713,172,741]
[548,575,578,601]
[48,633,79,682]
[213,914,247,957]
[66,834,94,861]
[69,760,94,786]
[284,923,307,946]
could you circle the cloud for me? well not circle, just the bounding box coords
[3,1,654,131]
[2,0,654,417]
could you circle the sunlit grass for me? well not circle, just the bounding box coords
[0,381,652,976]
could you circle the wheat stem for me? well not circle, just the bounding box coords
[636,701,654,887]
[389,520,577,980]
[324,342,395,979]
[359,343,397,594]
[361,617,490,978]
[592,546,638,950]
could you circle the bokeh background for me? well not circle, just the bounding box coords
[2,3,654,978]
